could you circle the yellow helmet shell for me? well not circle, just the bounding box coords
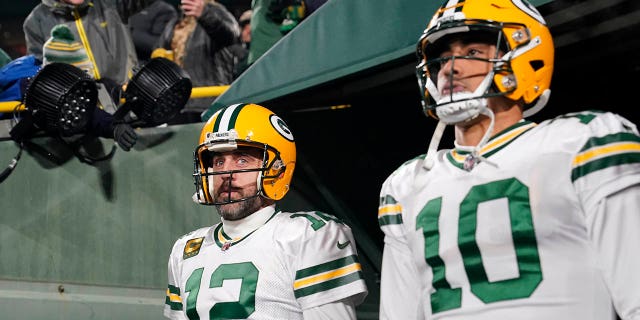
[195,103,296,203]
[417,0,554,116]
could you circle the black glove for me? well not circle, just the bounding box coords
[113,123,138,151]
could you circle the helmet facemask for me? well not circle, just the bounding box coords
[417,23,520,125]
[193,130,286,206]
[193,103,296,205]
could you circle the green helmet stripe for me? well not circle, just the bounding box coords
[213,103,248,132]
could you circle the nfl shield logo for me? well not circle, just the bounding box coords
[463,155,478,171]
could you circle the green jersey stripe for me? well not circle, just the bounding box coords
[294,271,364,298]
[295,255,358,279]
[447,121,536,168]
[571,153,640,181]
[483,123,536,157]
[446,152,465,170]
[165,285,183,311]
[168,284,180,294]
[165,296,183,310]
[579,132,640,152]
[379,214,403,226]
[379,194,398,206]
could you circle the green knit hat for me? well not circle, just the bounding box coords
[42,24,95,77]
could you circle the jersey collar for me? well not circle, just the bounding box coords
[215,205,278,250]
[447,120,537,170]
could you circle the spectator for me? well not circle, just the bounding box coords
[42,25,94,73]
[155,0,239,118]
[23,0,155,88]
[239,9,252,45]
[247,0,282,66]
[248,0,326,65]
[129,0,177,63]
[226,9,251,80]
[42,24,137,151]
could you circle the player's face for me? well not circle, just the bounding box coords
[210,148,266,220]
[241,24,251,44]
[435,40,497,98]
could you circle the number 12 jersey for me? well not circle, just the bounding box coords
[165,208,368,319]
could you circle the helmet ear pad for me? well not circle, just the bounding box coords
[262,160,295,200]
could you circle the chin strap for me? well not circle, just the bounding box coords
[423,107,500,171]
[455,107,499,170]
[423,120,446,170]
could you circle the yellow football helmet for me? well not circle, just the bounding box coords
[193,103,296,205]
[416,0,554,122]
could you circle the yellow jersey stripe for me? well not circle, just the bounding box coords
[378,204,402,216]
[573,142,640,166]
[165,289,182,303]
[293,263,362,289]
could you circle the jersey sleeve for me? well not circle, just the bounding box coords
[285,211,368,310]
[302,298,357,320]
[163,238,187,320]
[377,166,423,320]
[571,111,640,208]
[586,185,640,320]
[570,112,640,319]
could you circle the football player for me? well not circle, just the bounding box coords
[377,0,640,319]
[164,103,368,319]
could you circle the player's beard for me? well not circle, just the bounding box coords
[214,184,265,221]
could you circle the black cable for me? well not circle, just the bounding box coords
[0,142,23,184]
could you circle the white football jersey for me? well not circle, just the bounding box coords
[164,208,368,320]
[378,111,640,319]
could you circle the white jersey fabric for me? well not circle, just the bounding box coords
[378,111,640,319]
[164,205,368,319]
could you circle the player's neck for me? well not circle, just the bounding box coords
[454,103,523,147]
[221,205,276,239]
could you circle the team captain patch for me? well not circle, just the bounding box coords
[183,237,204,259]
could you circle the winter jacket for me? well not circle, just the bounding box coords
[129,0,177,63]
[156,2,240,112]
[23,0,155,86]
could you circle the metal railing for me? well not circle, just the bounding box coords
[0,85,229,113]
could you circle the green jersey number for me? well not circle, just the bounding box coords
[416,178,542,314]
[290,211,343,230]
[185,262,259,320]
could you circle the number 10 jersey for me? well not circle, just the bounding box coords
[378,111,640,319]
